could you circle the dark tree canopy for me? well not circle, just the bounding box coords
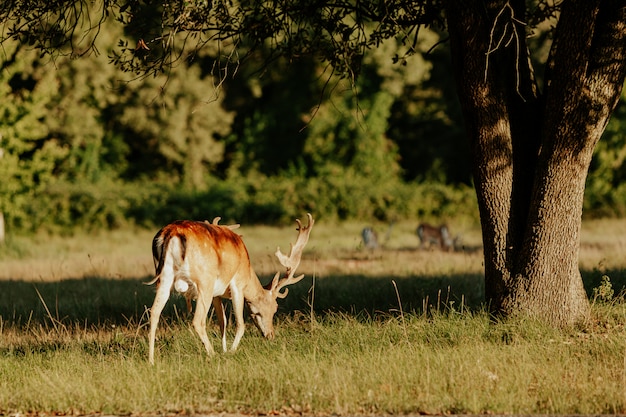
[2,1,446,77]
[1,1,561,85]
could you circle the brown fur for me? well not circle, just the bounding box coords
[147,214,314,364]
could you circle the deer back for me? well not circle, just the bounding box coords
[152,220,254,296]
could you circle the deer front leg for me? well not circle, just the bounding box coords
[148,274,174,365]
[212,297,228,352]
[192,289,216,357]
[229,284,246,352]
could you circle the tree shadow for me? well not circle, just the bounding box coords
[0,266,623,328]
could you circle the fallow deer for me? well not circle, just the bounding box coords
[416,223,455,251]
[361,222,394,250]
[361,227,379,250]
[147,213,314,364]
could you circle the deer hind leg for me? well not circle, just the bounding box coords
[184,294,193,315]
[212,297,228,352]
[192,288,216,357]
[148,271,174,365]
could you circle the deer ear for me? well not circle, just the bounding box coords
[265,272,281,291]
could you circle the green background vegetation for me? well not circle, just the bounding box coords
[3,16,626,236]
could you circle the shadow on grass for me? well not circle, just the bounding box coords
[0,267,624,328]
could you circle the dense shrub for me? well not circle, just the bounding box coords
[3,176,479,234]
[583,183,626,218]
[6,170,626,234]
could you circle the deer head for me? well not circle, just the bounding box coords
[248,213,315,338]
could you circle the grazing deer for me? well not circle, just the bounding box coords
[147,213,314,364]
[416,223,455,251]
[361,227,379,250]
[361,222,394,250]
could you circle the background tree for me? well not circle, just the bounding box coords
[221,56,318,177]
[112,64,233,190]
[46,40,127,184]
[0,41,69,232]
[303,30,434,182]
[388,40,471,184]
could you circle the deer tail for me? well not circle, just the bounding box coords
[146,229,187,287]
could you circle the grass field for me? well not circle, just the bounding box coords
[1,218,626,415]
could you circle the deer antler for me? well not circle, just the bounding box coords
[208,217,240,230]
[271,213,314,298]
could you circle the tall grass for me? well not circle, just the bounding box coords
[2,311,626,415]
[1,219,626,415]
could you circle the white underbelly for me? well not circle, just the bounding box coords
[212,278,230,297]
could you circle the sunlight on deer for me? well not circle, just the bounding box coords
[146,213,314,364]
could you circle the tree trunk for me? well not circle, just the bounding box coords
[444,0,626,326]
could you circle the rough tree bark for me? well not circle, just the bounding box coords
[444,0,626,326]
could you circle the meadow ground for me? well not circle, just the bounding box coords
[0,218,625,415]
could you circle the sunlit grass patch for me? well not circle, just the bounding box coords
[1,309,626,415]
[0,219,626,414]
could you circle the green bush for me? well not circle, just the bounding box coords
[583,182,626,218]
[3,175,478,235]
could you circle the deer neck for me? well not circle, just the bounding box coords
[239,266,268,302]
